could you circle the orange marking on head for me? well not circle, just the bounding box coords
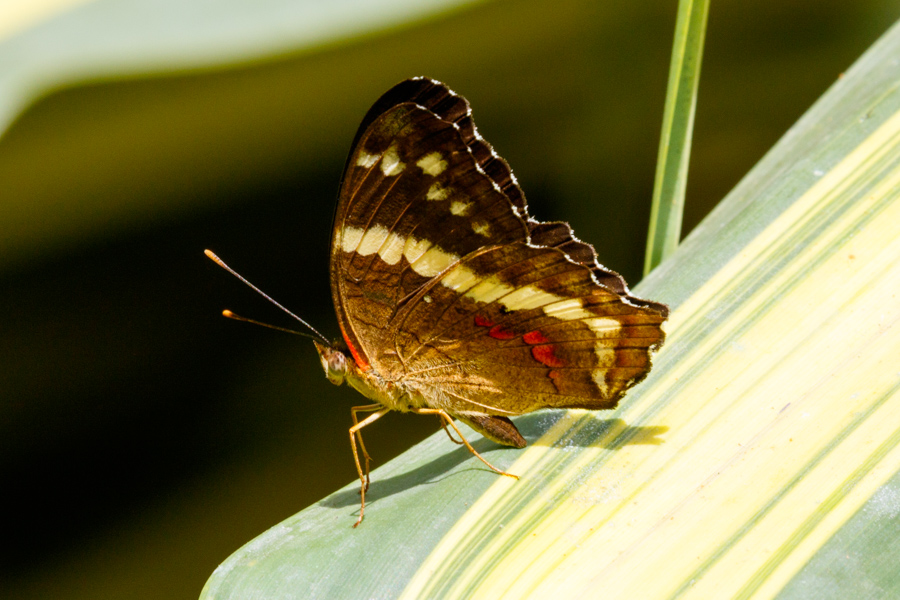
[489,325,517,340]
[532,345,564,367]
[474,314,495,328]
[523,330,550,345]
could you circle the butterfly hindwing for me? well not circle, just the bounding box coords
[391,241,665,417]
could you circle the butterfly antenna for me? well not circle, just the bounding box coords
[205,249,329,344]
[221,310,326,340]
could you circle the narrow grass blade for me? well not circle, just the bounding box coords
[644,0,710,276]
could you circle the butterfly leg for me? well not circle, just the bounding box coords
[349,407,389,527]
[414,408,518,480]
[350,403,383,491]
[439,419,465,445]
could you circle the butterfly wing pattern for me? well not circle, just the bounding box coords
[320,78,668,524]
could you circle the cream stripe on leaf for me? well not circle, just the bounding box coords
[200,24,900,600]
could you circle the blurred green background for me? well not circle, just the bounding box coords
[2,0,897,598]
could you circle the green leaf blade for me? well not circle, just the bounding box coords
[644,0,710,275]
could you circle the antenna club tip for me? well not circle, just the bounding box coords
[207,250,328,342]
[205,249,226,266]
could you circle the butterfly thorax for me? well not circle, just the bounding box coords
[314,340,425,412]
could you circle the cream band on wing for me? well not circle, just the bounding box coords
[427,182,451,201]
[355,151,381,169]
[416,151,448,176]
[337,225,624,336]
[450,200,473,216]
[380,143,406,176]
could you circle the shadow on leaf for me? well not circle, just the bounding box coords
[319,410,666,511]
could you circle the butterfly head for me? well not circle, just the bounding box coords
[314,340,348,386]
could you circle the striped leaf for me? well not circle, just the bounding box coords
[201,18,900,600]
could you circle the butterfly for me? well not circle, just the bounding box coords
[209,78,668,527]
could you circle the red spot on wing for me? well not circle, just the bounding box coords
[532,345,565,367]
[523,330,549,345]
[489,325,517,340]
[474,314,495,327]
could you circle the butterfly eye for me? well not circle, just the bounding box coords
[318,346,348,386]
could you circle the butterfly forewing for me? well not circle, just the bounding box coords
[332,104,531,369]
[346,78,527,214]
[330,77,667,424]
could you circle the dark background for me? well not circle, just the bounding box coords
[2,1,897,598]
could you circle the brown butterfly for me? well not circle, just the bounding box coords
[210,78,667,527]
